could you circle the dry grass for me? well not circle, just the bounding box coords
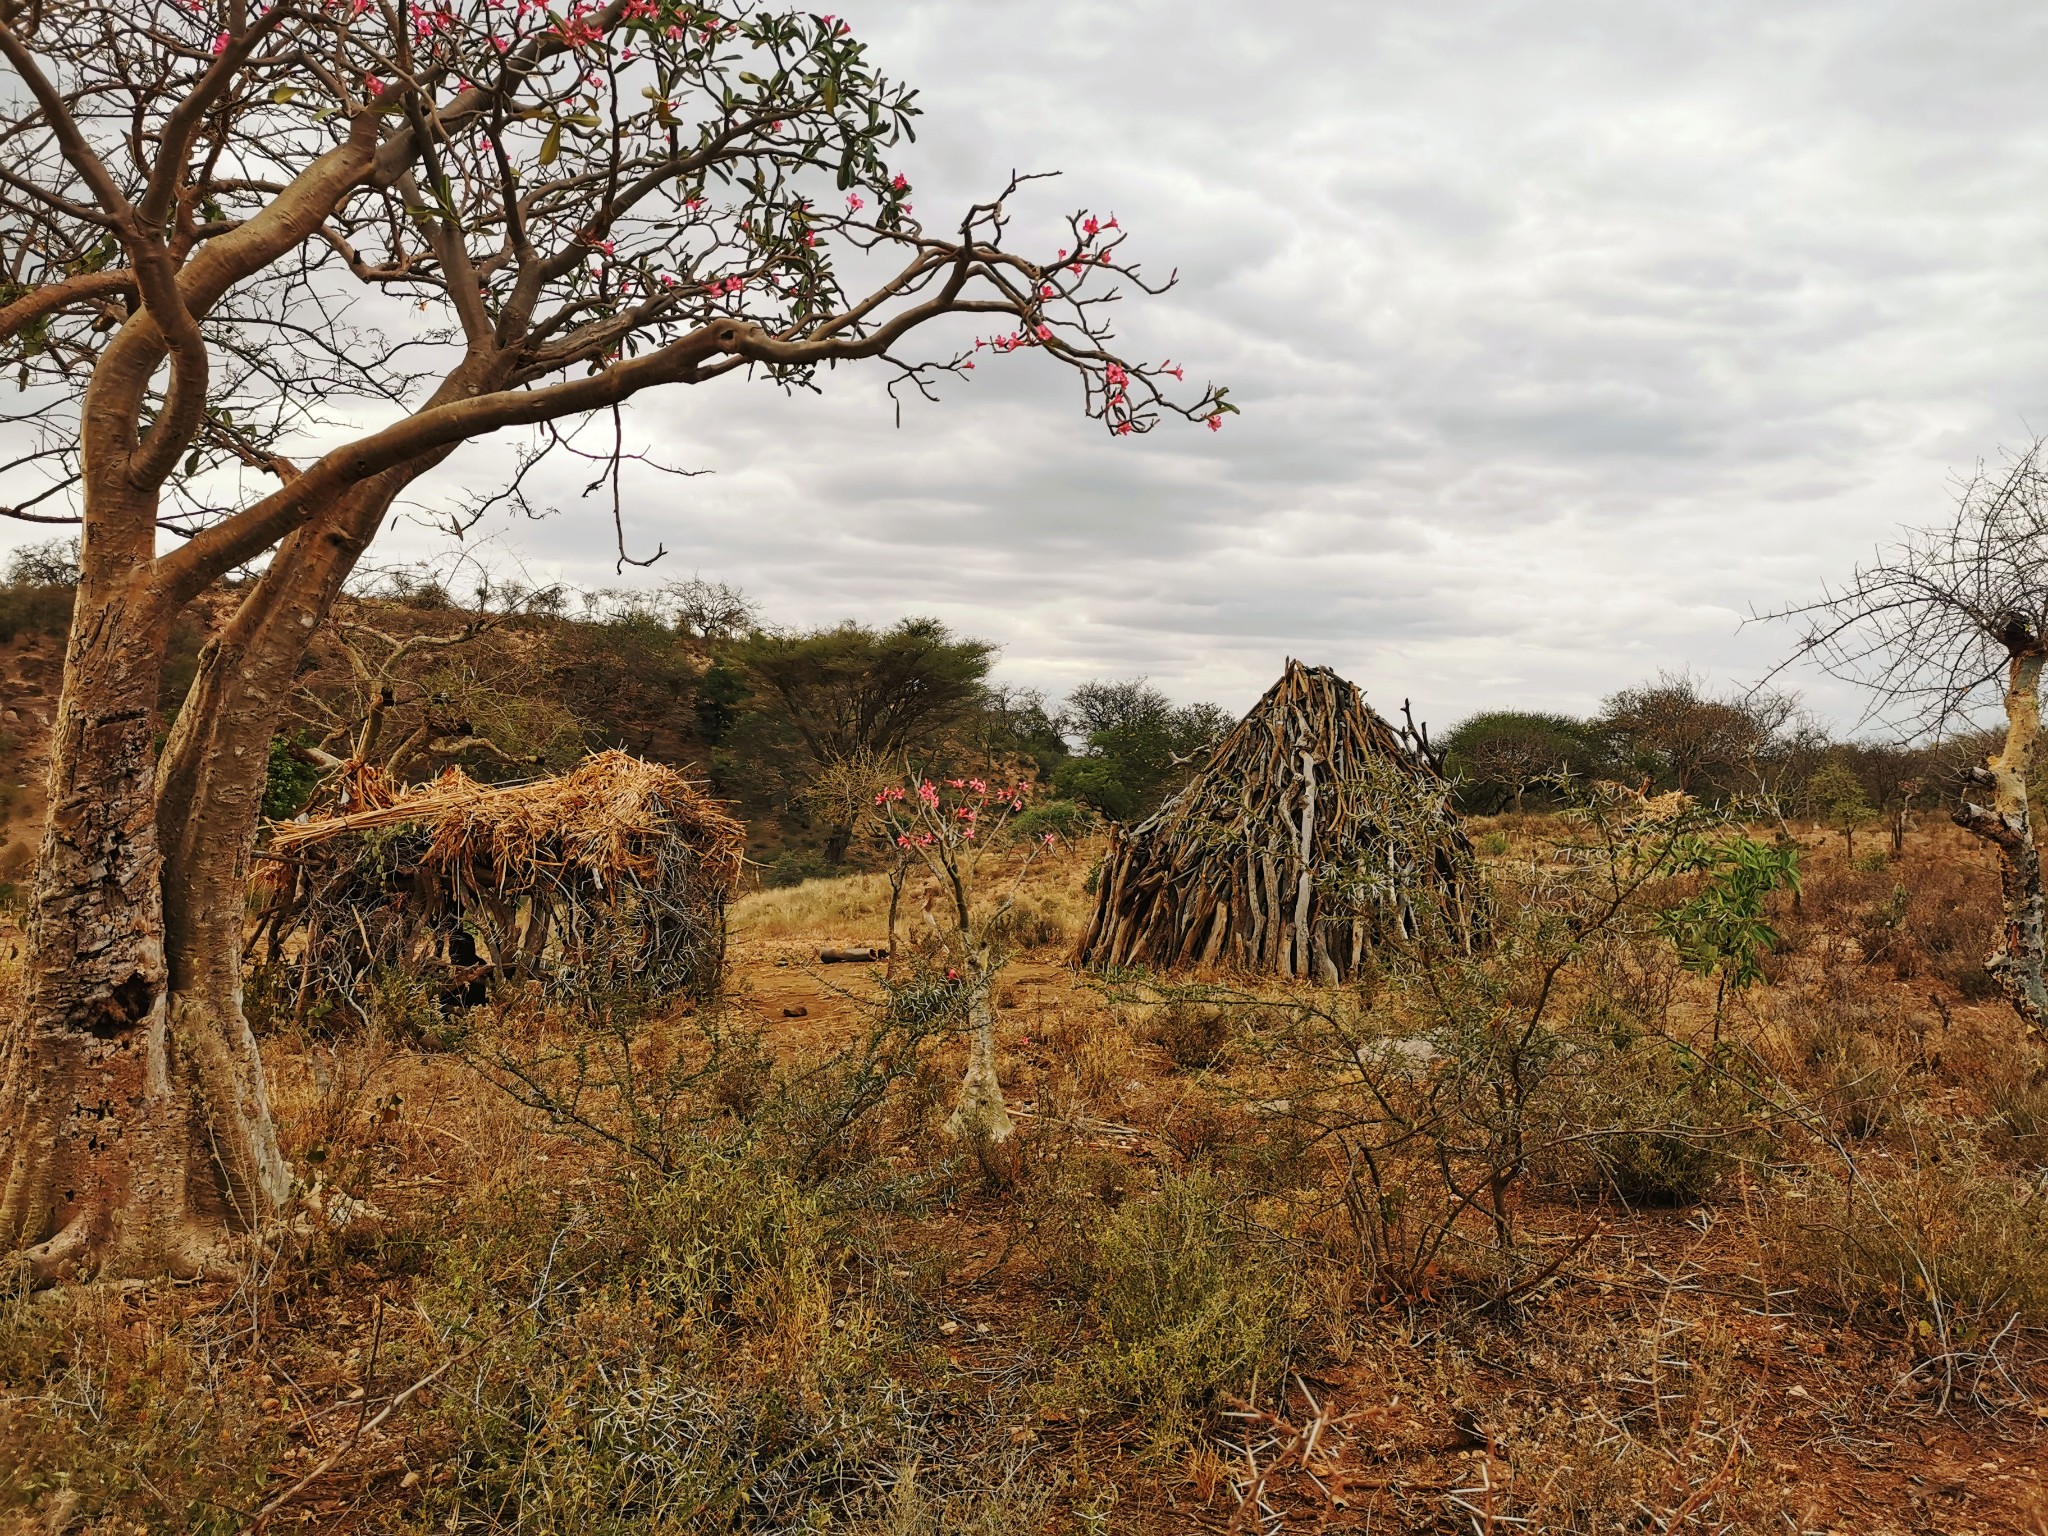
[6,818,2048,1534]
[731,868,899,941]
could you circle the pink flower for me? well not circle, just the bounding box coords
[846,193,864,212]
[1040,283,1055,298]
[1207,414,1224,432]
[891,173,909,191]
[211,30,230,54]
[1162,360,1184,380]
[1042,832,1057,846]
[1083,216,1099,237]
[1034,323,1053,340]
[1114,421,1134,436]
[1105,363,1127,387]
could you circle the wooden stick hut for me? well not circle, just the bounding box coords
[1076,661,1480,980]
[257,750,743,1004]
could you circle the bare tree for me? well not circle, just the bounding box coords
[1767,442,2048,1027]
[0,1,1224,1281]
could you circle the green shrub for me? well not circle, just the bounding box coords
[0,579,73,642]
[1055,1172,1291,1454]
[765,849,831,888]
[1008,797,1095,843]
[1575,1046,1760,1207]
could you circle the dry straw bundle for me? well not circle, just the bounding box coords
[1076,661,1480,981]
[260,750,743,1004]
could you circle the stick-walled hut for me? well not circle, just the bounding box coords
[1076,661,1479,980]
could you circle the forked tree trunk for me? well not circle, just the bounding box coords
[0,564,281,1280]
[1,349,467,1279]
[1954,620,2048,1031]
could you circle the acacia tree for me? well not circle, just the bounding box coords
[0,0,1224,1281]
[734,617,994,860]
[1600,669,1777,796]
[1772,443,2048,1027]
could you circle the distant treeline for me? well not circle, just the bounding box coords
[1441,671,1991,825]
[0,542,1988,875]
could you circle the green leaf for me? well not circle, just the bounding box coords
[271,85,298,104]
[540,122,562,166]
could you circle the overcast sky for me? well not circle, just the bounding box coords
[159,2,2048,729]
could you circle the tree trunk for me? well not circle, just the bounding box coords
[824,822,852,866]
[944,967,1012,1147]
[0,569,265,1279]
[1954,631,2048,1031]
[1,465,417,1279]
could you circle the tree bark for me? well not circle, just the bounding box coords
[944,974,1013,1147]
[0,559,252,1279]
[1953,628,2048,1031]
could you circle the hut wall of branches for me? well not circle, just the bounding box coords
[255,750,743,1009]
[1076,662,1480,981]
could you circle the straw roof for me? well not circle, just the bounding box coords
[268,749,744,902]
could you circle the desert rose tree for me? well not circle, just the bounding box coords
[0,0,1226,1281]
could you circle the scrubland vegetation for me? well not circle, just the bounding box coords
[5,766,2048,1532]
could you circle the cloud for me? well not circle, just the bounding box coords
[31,0,2048,736]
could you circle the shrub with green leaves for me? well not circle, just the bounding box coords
[1054,1172,1292,1454]
[1574,1044,1761,1206]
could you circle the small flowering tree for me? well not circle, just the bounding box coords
[875,774,1059,1146]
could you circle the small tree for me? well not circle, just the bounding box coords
[1806,760,1876,859]
[1054,678,1230,821]
[1657,832,1801,1038]
[1441,710,1595,813]
[1768,442,2048,1028]
[734,619,996,861]
[1601,670,1770,796]
[875,774,1056,1147]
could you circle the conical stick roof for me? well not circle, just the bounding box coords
[1075,661,1478,980]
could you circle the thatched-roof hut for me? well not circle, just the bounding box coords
[257,750,743,1004]
[1076,661,1479,980]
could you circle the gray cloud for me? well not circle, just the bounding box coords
[38,0,2048,734]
